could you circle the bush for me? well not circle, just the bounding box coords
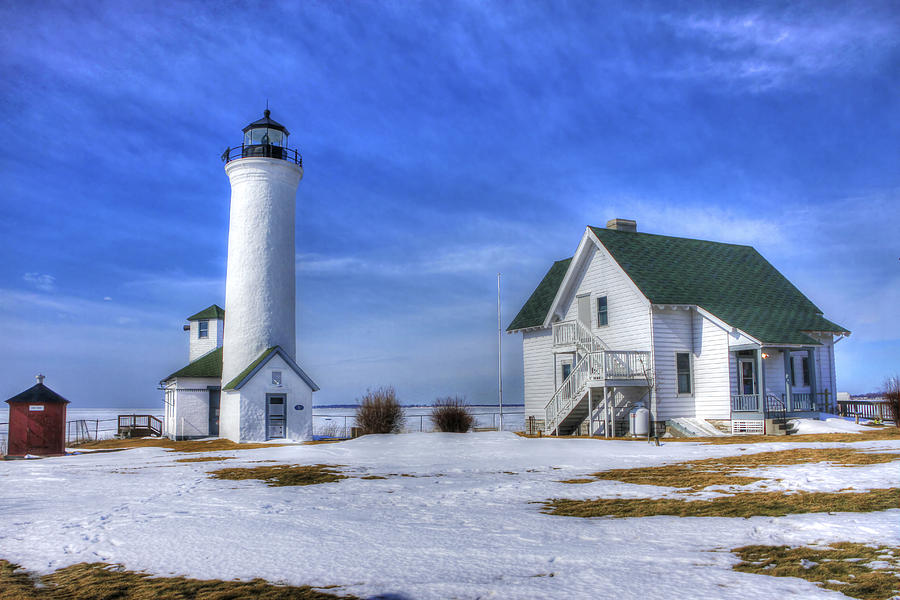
[885,376,900,428]
[431,396,475,433]
[355,386,405,434]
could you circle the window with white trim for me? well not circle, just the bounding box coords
[198,320,209,339]
[596,296,608,326]
[676,352,692,394]
[271,370,282,386]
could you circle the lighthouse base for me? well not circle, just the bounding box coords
[219,347,317,443]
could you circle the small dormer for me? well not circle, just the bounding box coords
[184,304,225,361]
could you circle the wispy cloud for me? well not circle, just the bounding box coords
[659,6,898,91]
[22,272,55,291]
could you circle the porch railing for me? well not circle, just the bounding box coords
[838,399,896,423]
[552,319,608,351]
[731,394,760,411]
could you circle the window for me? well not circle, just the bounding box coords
[801,357,810,387]
[596,296,608,326]
[676,352,692,394]
[789,357,796,385]
[271,370,282,386]
[561,363,572,381]
[198,320,209,339]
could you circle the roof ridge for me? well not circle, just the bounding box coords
[589,226,756,249]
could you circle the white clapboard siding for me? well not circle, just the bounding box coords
[651,308,695,418]
[171,377,219,437]
[523,329,554,419]
[764,350,787,397]
[560,245,651,350]
[728,349,739,399]
[693,311,731,419]
[189,318,224,362]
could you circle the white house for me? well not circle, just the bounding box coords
[507,219,850,436]
[161,111,319,442]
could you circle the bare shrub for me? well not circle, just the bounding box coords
[355,386,405,434]
[431,396,475,433]
[885,375,900,428]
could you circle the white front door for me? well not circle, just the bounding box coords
[267,395,286,439]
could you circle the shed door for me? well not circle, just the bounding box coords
[26,411,54,453]
[267,395,286,439]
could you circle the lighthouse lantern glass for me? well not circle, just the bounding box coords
[244,127,285,147]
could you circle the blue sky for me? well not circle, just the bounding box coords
[1,1,897,408]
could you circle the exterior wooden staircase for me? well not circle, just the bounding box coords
[544,320,650,436]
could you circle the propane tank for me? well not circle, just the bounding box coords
[629,403,650,437]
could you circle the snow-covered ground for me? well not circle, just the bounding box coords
[1,431,898,599]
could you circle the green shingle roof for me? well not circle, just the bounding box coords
[589,227,848,344]
[223,347,277,390]
[507,258,572,331]
[507,227,849,345]
[162,346,223,381]
[187,305,225,321]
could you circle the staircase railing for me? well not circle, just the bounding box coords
[545,353,596,434]
[544,350,650,434]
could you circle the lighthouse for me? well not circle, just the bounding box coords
[222,111,302,383]
[214,110,318,442]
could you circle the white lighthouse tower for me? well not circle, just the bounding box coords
[217,110,318,443]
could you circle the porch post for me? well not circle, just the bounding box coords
[604,387,611,438]
[756,348,765,416]
[783,349,793,412]
[588,388,593,437]
[806,347,818,411]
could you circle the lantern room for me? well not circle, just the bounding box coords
[4,375,69,457]
[243,109,288,147]
[221,109,302,165]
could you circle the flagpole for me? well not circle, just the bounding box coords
[498,272,503,431]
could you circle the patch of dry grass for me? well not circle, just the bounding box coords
[209,464,347,487]
[569,448,900,492]
[174,456,236,463]
[543,488,900,518]
[0,560,357,600]
[732,543,900,600]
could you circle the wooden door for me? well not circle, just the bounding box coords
[26,409,53,453]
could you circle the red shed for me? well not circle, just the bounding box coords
[5,375,69,457]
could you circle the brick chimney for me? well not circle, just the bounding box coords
[606,218,637,232]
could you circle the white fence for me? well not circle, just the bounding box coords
[314,408,524,438]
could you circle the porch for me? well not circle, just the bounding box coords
[730,345,834,433]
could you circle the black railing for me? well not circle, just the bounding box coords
[221,144,302,166]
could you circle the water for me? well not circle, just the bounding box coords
[0,405,525,451]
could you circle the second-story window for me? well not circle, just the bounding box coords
[198,320,209,339]
[597,296,608,326]
[272,371,282,386]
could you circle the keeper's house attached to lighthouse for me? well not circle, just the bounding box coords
[161,111,318,442]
